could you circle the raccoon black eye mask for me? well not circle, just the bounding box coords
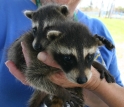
[7,3,115,107]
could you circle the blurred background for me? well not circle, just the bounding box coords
[77,0,124,84]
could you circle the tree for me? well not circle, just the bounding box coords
[99,0,104,17]
[115,6,124,13]
[107,0,115,18]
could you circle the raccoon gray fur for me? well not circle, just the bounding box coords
[7,3,115,107]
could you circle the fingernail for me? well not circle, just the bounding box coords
[21,79,30,86]
[37,52,47,62]
[5,61,10,67]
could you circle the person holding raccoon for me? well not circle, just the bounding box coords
[0,0,123,107]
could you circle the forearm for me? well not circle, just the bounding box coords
[83,89,109,107]
[93,79,124,107]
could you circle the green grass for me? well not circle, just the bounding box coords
[97,18,124,43]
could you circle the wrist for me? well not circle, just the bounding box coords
[93,78,108,93]
[92,78,114,104]
[92,79,123,107]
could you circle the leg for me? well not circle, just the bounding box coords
[92,61,115,83]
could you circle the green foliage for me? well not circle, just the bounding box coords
[115,7,124,13]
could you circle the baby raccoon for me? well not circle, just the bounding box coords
[7,3,115,107]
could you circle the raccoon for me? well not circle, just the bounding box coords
[7,3,115,107]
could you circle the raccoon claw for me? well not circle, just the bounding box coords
[92,61,115,83]
[64,101,83,107]
[64,102,75,107]
[97,68,115,83]
[102,70,115,83]
[63,91,83,107]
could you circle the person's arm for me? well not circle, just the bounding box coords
[83,89,109,107]
[92,77,124,107]
[83,68,124,107]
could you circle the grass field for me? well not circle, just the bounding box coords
[97,18,124,43]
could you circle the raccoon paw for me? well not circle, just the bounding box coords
[44,96,64,107]
[99,69,115,83]
[92,61,115,83]
[63,91,84,107]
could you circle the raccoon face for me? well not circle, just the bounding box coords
[51,45,97,84]
[45,28,99,84]
[44,19,114,84]
[24,4,69,51]
[51,48,96,84]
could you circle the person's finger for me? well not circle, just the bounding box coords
[5,60,29,85]
[37,52,60,68]
[49,71,82,88]
[21,42,30,67]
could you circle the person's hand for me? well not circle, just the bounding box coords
[38,52,103,91]
[37,52,82,88]
[5,60,29,85]
[5,42,30,85]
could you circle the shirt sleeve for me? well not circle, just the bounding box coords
[92,19,123,86]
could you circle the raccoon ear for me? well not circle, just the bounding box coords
[60,5,69,16]
[47,30,62,41]
[24,10,33,19]
[94,34,115,50]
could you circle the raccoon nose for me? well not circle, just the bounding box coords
[33,44,42,51]
[77,77,87,84]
